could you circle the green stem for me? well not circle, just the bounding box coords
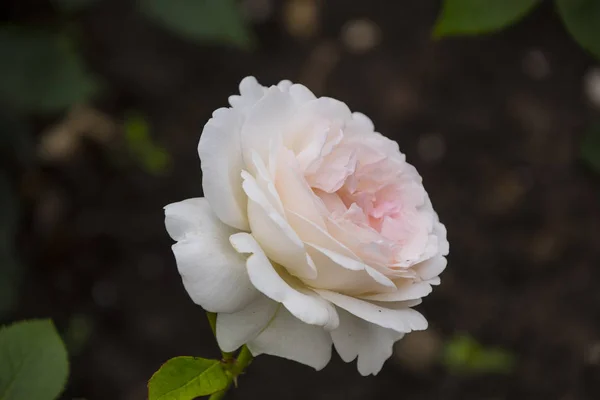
[232,345,253,376]
[206,313,253,399]
[209,345,254,400]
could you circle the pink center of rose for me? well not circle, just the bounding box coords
[295,125,432,269]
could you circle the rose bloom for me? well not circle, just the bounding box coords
[164,77,448,375]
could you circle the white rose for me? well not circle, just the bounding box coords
[164,77,448,376]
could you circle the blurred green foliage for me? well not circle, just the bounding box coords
[581,123,600,173]
[0,0,253,116]
[0,113,32,319]
[51,0,98,13]
[0,28,98,114]
[64,314,94,355]
[0,319,69,400]
[0,114,33,166]
[0,175,20,319]
[434,0,600,61]
[556,0,600,60]
[434,0,541,37]
[442,334,516,375]
[125,113,171,175]
[140,0,254,49]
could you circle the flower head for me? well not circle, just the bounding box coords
[165,77,448,375]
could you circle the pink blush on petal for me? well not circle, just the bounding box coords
[295,123,438,271]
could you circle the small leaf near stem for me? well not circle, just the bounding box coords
[209,345,253,400]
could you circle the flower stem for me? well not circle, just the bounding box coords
[206,312,254,399]
[209,345,254,400]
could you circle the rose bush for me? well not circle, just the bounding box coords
[164,77,448,375]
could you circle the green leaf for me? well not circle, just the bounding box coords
[140,0,253,49]
[148,357,229,400]
[581,123,600,173]
[556,0,600,60]
[0,28,99,114]
[433,0,541,37]
[0,319,69,400]
[124,112,171,175]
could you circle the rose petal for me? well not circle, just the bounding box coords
[359,281,432,302]
[277,79,293,91]
[304,243,395,289]
[436,221,450,256]
[247,307,333,371]
[216,295,279,352]
[242,171,317,280]
[414,256,447,280]
[198,108,249,230]
[427,277,441,285]
[228,76,266,111]
[230,233,338,329]
[286,210,357,259]
[250,150,285,216]
[315,289,428,333]
[241,86,296,170]
[331,308,404,376]
[302,246,389,295]
[350,112,375,131]
[164,197,212,241]
[306,243,365,271]
[288,83,317,104]
[166,198,259,313]
[276,148,327,229]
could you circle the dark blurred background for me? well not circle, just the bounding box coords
[1,0,600,399]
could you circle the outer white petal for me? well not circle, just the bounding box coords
[288,83,317,104]
[285,97,352,152]
[331,309,404,376]
[198,108,249,230]
[359,281,433,302]
[315,289,428,333]
[427,277,441,285]
[216,295,279,352]
[247,307,333,371]
[166,198,259,313]
[164,197,214,241]
[293,97,352,126]
[240,86,297,169]
[277,79,293,91]
[331,310,404,376]
[435,221,450,256]
[242,171,317,280]
[414,256,447,280]
[351,112,375,131]
[228,76,267,111]
[230,232,339,329]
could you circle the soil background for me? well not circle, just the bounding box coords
[3,0,600,399]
